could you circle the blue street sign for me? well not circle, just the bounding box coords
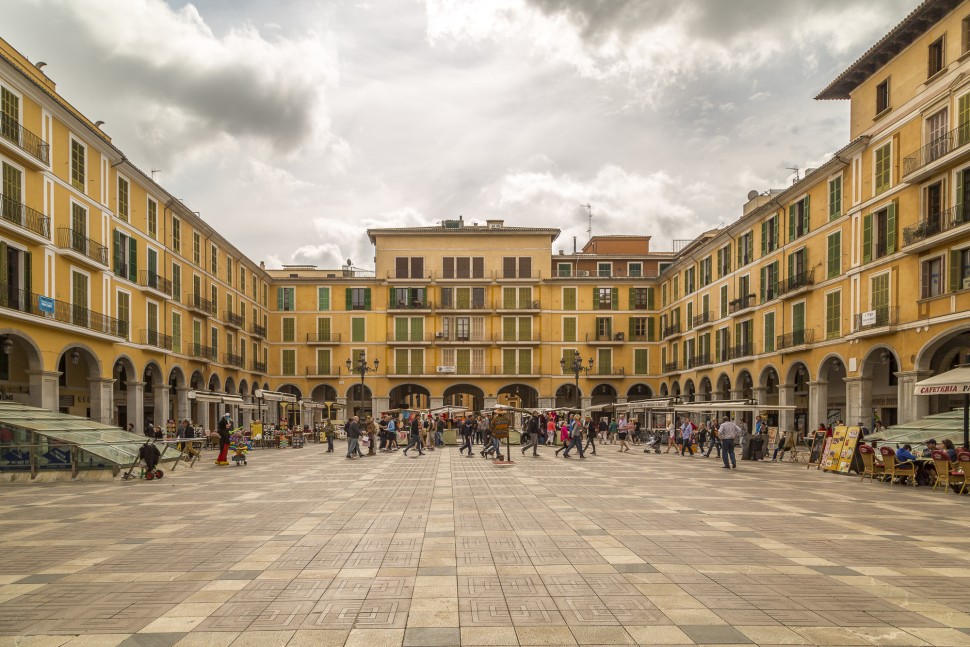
[38,296,54,314]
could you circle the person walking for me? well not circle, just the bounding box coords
[554,418,570,456]
[665,421,676,453]
[178,418,199,462]
[521,413,541,456]
[403,413,425,456]
[383,415,395,452]
[345,416,362,459]
[583,416,598,455]
[562,415,585,459]
[323,418,335,453]
[459,416,475,456]
[680,417,694,456]
[718,416,740,469]
[365,416,378,456]
[546,416,557,446]
[697,421,708,455]
[617,416,630,452]
[435,415,445,448]
[704,420,720,458]
[215,412,232,465]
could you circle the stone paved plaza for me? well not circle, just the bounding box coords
[2,443,970,647]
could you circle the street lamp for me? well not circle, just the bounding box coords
[346,356,379,417]
[560,350,593,409]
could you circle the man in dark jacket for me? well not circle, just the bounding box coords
[459,416,475,456]
[345,416,363,459]
[404,414,425,456]
[215,413,232,465]
[178,419,199,462]
[521,413,541,456]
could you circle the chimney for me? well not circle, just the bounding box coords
[573,236,577,254]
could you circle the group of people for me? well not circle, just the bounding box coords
[660,415,744,468]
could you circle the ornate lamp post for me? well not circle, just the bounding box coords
[560,350,593,409]
[346,356,379,417]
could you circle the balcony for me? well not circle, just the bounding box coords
[554,269,660,280]
[728,342,754,360]
[663,361,679,373]
[0,115,50,167]
[437,300,489,312]
[687,353,710,369]
[495,332,541,344]
[189,343,218,362]
[586,332,625,344]
[433,271,489,281]
[854,306,899,334]
[903,205,969,252]
[224,353,246,369]
[186,293,215,317]
[777,329,814,352]
[56,228,109,268]
[305,366,342,377]
[0,195,50,240]
[434,332,488,343]
[386,334,433,345]
[140,329,173,351]
[390,365,434,376]
[593,367,625,377]
[780,269,815,297]
[491,366,539,376]
[139,271,173,297]
[495,270,541,281]
[729,293,756,313]
[902,123,970,182]
[224,311,245,329]
[496,299,540,311]
[0,283,126,339]
[692,311,712,329]
[251,323,266,338]
[628,332,650,342]
[307,332,341,344]
[252,360,267,373]
[662,322,681,339]
[432,364,487,376]
[388,299,433,310]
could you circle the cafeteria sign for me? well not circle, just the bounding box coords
[913,366,970,395]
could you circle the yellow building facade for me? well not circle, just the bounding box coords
[4,1,970,434]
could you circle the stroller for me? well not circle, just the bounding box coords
[643,431,663,454]
[230,435,252,465]
[124,441,164,480]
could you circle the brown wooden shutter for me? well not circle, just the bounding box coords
[395,257,408,278]
[472,256,484,278]
[411,257,424,279]
[442,257,454,279]
[456,257,470,278]
[518,257,531,278]
[502,257,516,278]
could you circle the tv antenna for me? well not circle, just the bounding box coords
[786,165,800,184]
[151,169,162,181]
[580,203,592,241]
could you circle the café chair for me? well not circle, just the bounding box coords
[879,446,916,487]
[957,451,970,495]
[858,444,885,483]
[930,449,965,494]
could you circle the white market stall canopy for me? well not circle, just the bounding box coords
[187,390,246,405]
[914,367,970,395]
[672,400,797,413]
[617,398,673,412]
[255,389,298,403]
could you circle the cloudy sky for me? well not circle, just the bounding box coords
[7,0,915,269]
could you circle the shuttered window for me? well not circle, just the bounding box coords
[825,291,841,339]
[563,317,577,342]
[827,231,841,278]
[634,349,648,375]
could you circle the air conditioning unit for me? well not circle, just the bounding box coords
[614,332,625,341]
[577,270,590,276]
[435,332,444,339]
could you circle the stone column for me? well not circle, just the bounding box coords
[195,398,208,432]
[483,396,498,410]
[177,387,191,422]
[128,381,145,435]
[153,383,169,428]
[538,397,554,410]
[807,380,828,436]
[894,371,931,424]
[778,384,795,436]
[429,396,444,409]
[26,370,61,412]
[581,396,592,411]
[336,397,348,422]
[87,378,114,424]
[753,387,767,406]
[844,376,873,426]
[371,396,390,416]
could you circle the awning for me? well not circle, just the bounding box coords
[237,403,257,410]
[914,367,970,395]
[255,389,298,403]
[222,395,244,406]
[187,390,224,403]
[672,401,797,412]
[617,398,672,412]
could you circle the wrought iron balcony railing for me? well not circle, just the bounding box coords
[56,228,109,266]
[252,361,267,373]
[903,123,970,177]
[189,343,218,361]
[777,329,814,350]
[0,283,125,338]
[186,293,215,316]
[780,269,815,295]
[251,323,266,338]
[854,306,899,331]
[0,195,49,238]
[903,205,969,247]
[662,322,681,339]
[140,271,173,296]
[0,115,50,165]
[225,312,245,328]
[728,342,754,360]
[224,353,246,369]
[306,332,341,343]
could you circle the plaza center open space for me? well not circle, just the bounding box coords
[2,448,970,647]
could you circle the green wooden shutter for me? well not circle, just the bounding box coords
[520,317,531,341]
[961,94,970,145]
[128,238,137,282]
[764,312,774,352]
[886,201,897,254]
[503,348,516,374]
[787,252,794,283]
[388,287,395,306]
[958,171,966,222]
[827,233,839,278]
[803,195,810,235]
[318,317,331,339]
[352,317,365,342]
[647,317,655,341]
[343,288,351,310]
[760,222,767,256]
[611,287,619,310]
[862,214,872,264]
[628,287,635,310]
[503,287,515,308]
[0,241,7,306]
[647,287,654,309]
[715,329,721,360]
[393,317,406,341]
[395,348,408,374]
[23,250,30,300]
[634,349,647,374]
[592,288,599,309]
[759,266,766,302]
[773,217,779,250]
[113,230,121,277]
[411,317,423,341]
[364,288,371,310]
[318,288,329,310]
[951,250,961,292]
[716,248,722,277]
[519,349,531,374]
[503,317,515,341]
[564,317,576,342]
[737,237,743,267]
[788,204,796,242]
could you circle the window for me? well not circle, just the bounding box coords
[0,85,19,146]
[926,109,949,162]
[925,180,944,234]
[316,349,331,374]
[172,263,181,303]
[562,287,576,310]
[147,198,157,240]
[117,177,129,222]
[317,287,330,310]
[597,348,611,375]
[171,217,181,253]
[634,349,648,375]
[210,244,218,274]
[826,176,843,222]
[921,257,943,298]
[862,202,897,262]
[277,287,295,311]
[629,317,650,341]
[557,263,572,277]
[502,316,532,342]
[192,232,201,265]
[596,262,612,278]
[594,287,616,310]
[737,231,753,267]
[348,287,371,310]
[316,317,332,342]
[720,285,728,318]
[116,291,130,340]
[871,273,890,320]
[71,271,88,326]
[394,256,425,279]
[699,257,712,287]
[963,16,970,54]
[112,229,137,282]
[391,287,427,308]
[630,287,653,310]
[874,142,891,195]
[351,317,365,342]
[683,267,695,294]
[282,317,295,342]
[441,256,485,279]
[760,261,779,302]
[394,316,424,341]
[761,215,779,256]
[763,311,775,353]
[563,316,577,342]
[502,256,533,279]
[716,244,731,277]
[282,349,296,376]
[628,262,642,277]
[70,138,85,191]
[789,196,809,241]
[929,36,945,78]
[226,257,232,286]
[210,326,219,355]
[595,316,612,340]
[210,284,217,313]
[791,301,806,345]
[661,283,667,307]
[960,249,970,291]
[787,247,807,284]
[502,286,532,309]
[172,311,182,353]
[825,291,841,339]
[827,232,841,279]
[876,78,890,115]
